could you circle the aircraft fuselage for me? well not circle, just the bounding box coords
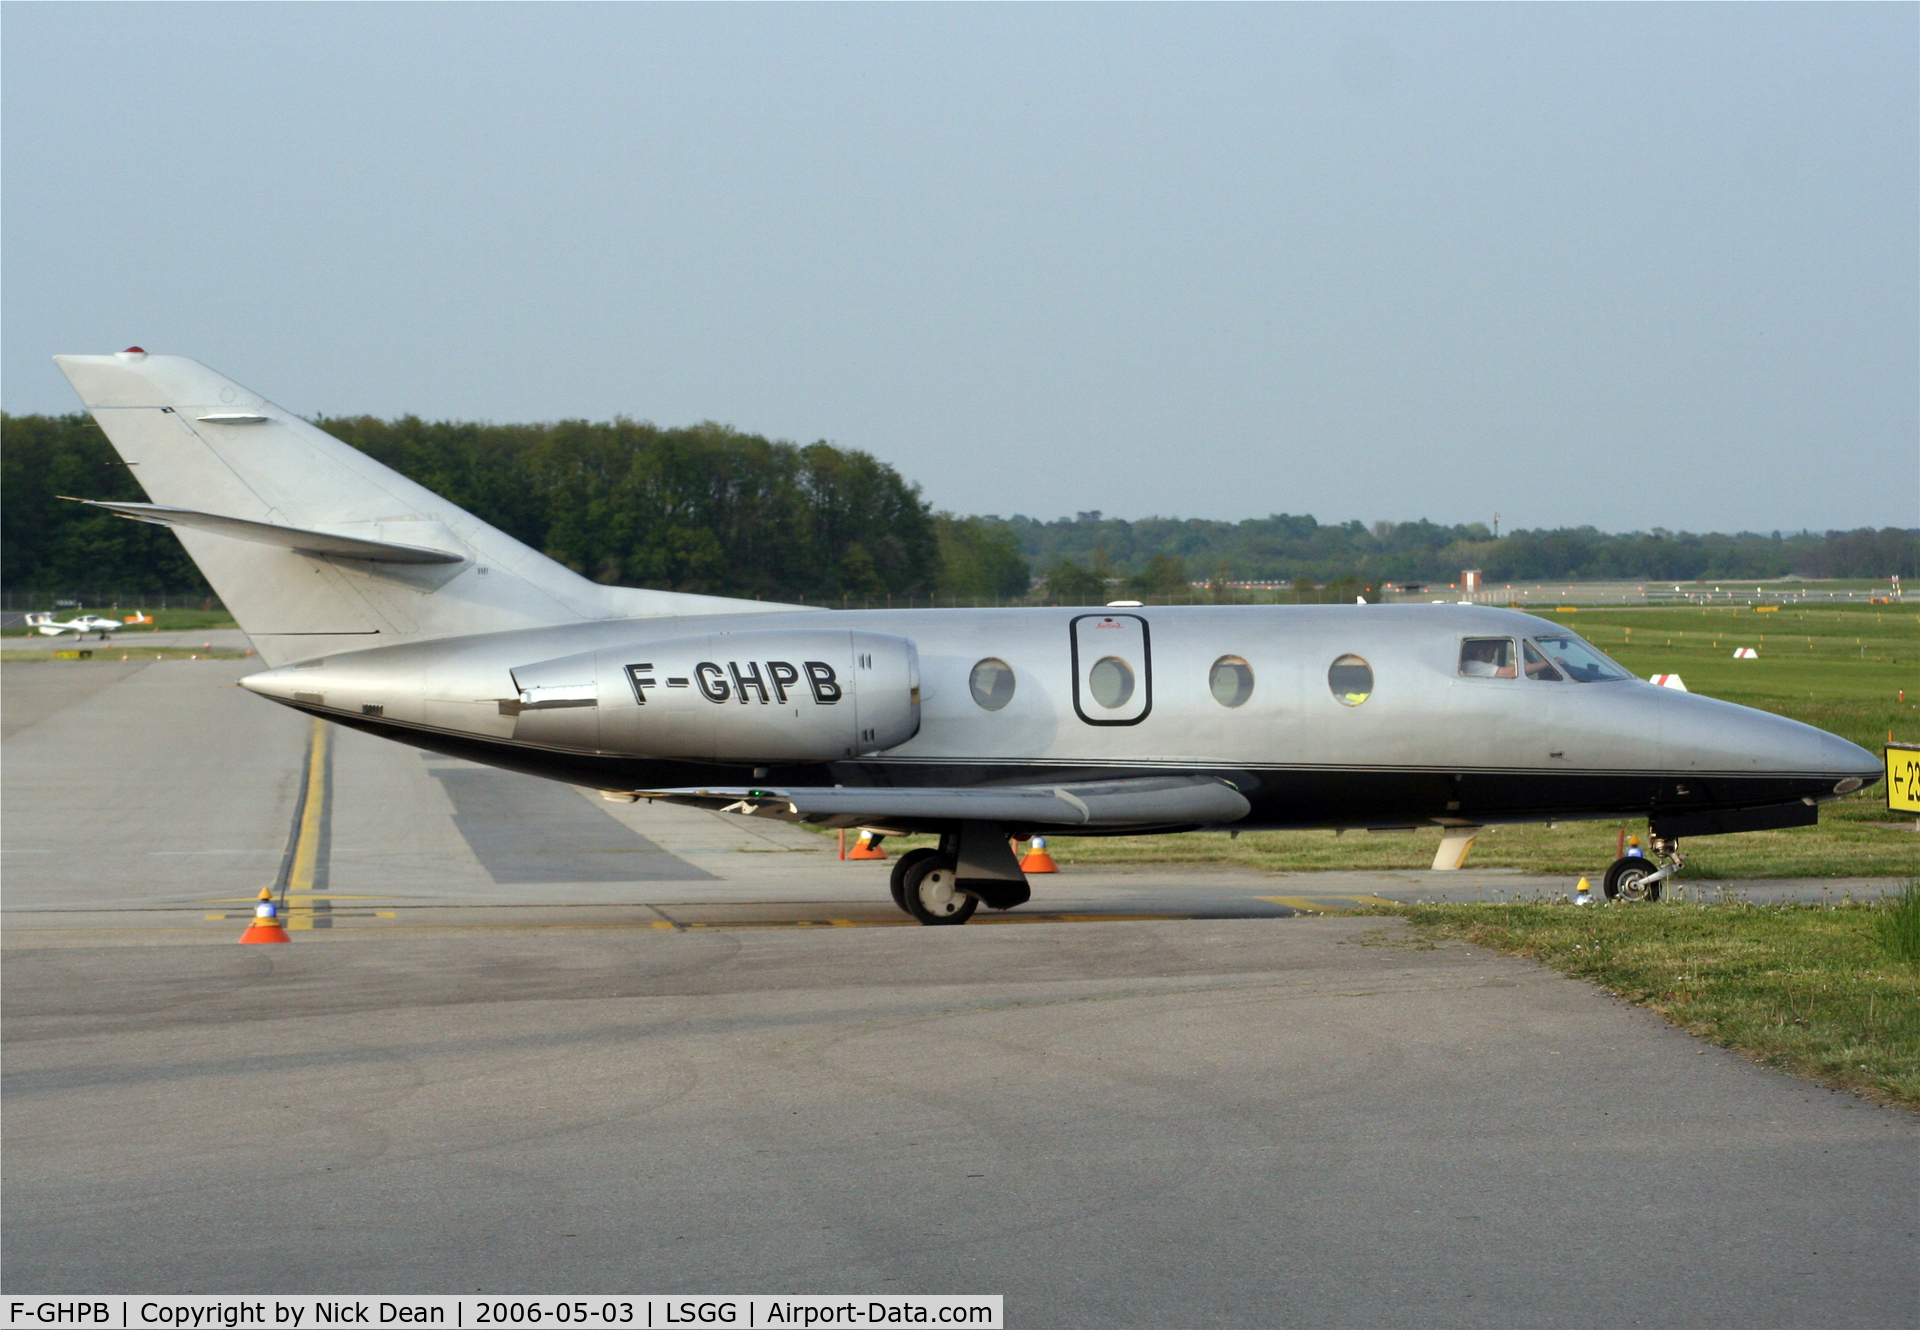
[243,602,1879,838]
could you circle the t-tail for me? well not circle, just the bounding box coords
[55,350,785,666]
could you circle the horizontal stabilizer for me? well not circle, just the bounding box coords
[633,775,1252,830]
[64,499,466,565]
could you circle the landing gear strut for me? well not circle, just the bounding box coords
[1603,836,1684,902]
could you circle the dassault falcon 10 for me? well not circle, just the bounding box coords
[55,350,1883,922]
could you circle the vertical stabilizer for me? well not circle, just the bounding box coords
[55,351,783,665]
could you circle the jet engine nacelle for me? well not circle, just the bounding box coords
[508,628,920,762]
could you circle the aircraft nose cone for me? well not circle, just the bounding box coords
[1661,690,1826,775]
[1659,689,1882,796]
[1822,731,1882,784]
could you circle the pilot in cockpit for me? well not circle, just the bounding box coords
[1459,638,1518,678]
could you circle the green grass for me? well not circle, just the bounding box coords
[1032,604,1920,879]
[1385,892,1920,1109]
[1036,797,1917,880]
[845,801,1916,881]
[139,607,239,631]
[1874,881,1920,968]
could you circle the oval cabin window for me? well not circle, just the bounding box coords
[1328,654,1373,706]
[1210,656,1254,707]
[1088,656,1136,709]
[969,658,1016,711]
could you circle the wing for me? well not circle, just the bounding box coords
[630,774,1251,832]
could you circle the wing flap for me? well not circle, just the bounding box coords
[634,775,1251,830]
[65,499,467,565]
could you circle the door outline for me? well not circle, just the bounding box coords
[1069,613,1153,726]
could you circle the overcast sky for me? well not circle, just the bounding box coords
[4,3,1914,534]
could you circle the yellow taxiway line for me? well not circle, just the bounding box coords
[284,718,329,928]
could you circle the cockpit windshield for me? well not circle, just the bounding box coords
[1529,632,1629,683]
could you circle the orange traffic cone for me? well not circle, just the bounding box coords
[1020,835,1059,873]
[847,829,887,860]
[239,887,290,943]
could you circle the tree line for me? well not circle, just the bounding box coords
[2,411,1911,601]
[1004,511,1919,598]
[0,412,1029,602]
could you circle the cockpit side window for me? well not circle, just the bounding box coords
[1522,639,1565,682]
[1459,638,1517,679]
[1530,632,1630,683]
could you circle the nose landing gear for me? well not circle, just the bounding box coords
[1603,836,1684,902]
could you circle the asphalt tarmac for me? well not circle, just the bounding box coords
[3,658,1915,1324]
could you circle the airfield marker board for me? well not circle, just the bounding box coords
[1887,742,1920,814]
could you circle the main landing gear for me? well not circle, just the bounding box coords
[1603,836,1684,902]
[891,848,977,925]
[887,828,1032,926]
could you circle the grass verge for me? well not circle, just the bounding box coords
[1384,887,1920,1109]
[1039,794,1917,879]
[821,793,1919,878]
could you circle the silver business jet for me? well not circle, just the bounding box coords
[55,351,1883,922]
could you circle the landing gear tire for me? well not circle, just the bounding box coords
[1604,856,1663,902]
[889,847,941,915]
[900,855,977,925]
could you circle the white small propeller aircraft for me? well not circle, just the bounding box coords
[24,611,152,638]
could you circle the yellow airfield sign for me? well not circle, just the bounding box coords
[1887,744,1920,814]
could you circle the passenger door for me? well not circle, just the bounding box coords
[1070,613,1152,725]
